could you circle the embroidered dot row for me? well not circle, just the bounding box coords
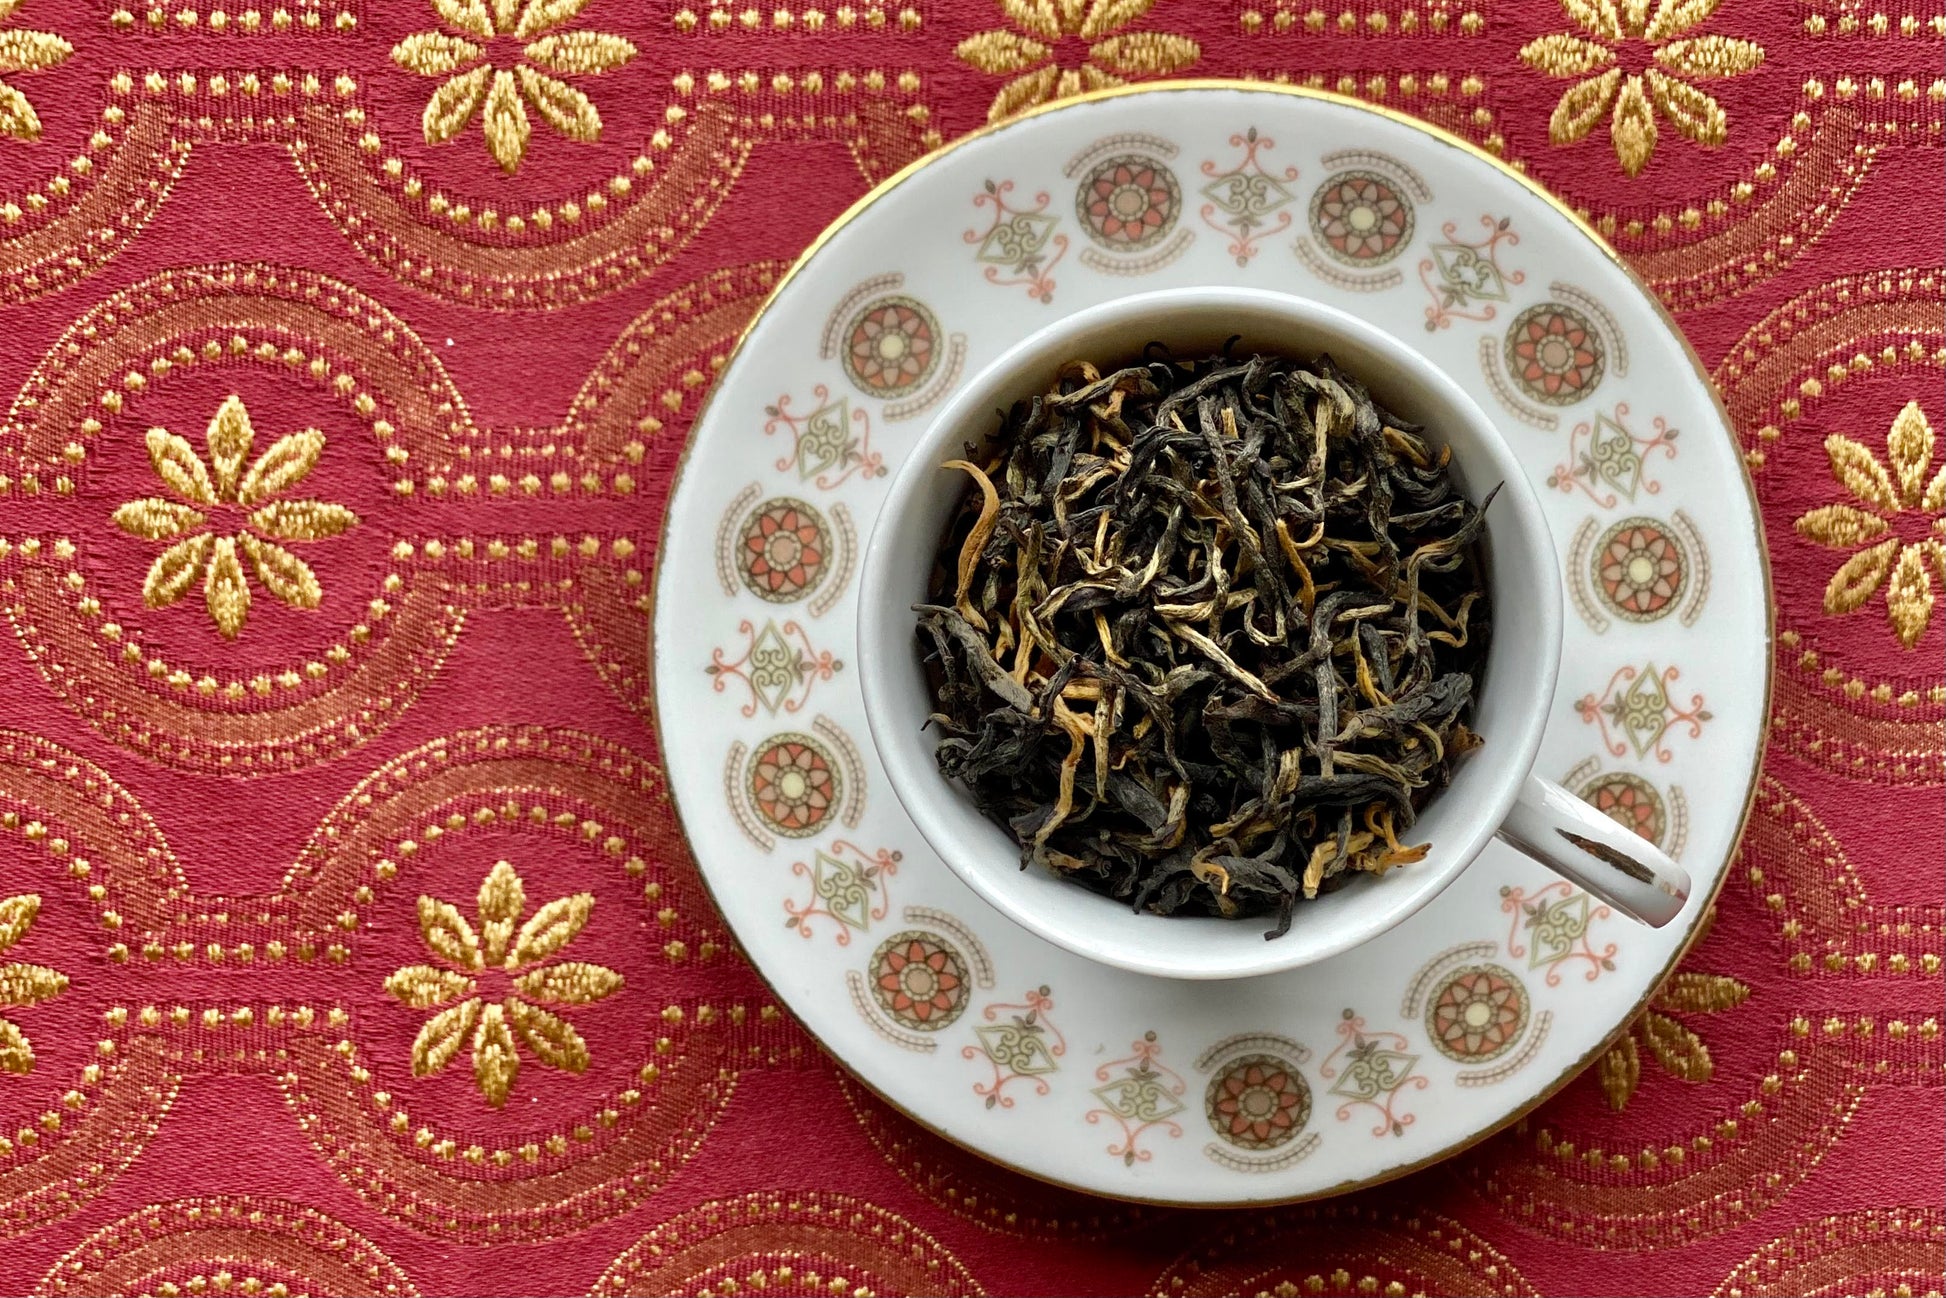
[21,540,648,717]
[123,939,348,963]
[105,73,676,273]
[1529,1045,1811,1178]
[130,68,356,98]
[1246,70,1500,153]
[0,99,135,263]
[106,1004,349,1029]
[1572,79,1943,245]
[673,3,919,32]
[110,4,350,32]
[0,540,453,770]
[43,552,402,699]
[1788,949,1940,974]
[158,1279,287,1298]
[82,325,392,467]
[1240,6,1485,36]
[415,466,643,495]
[1780,628,1944,709]
[380,797,709,961]
[276,1003,749,1164]
[50,1198,390,1297]
[669,72,941,153]
[1792,1015,1940,1037]
[370,128,665,235]
[361,74,931,240]
[1725,272,1940,406]
[674,68,922,95]
[640,1269,863,1297]
[2,1000,795,1170]
[88,1000,754,1165]
[0,780,143,961]
[0,1009,116,1161]
[1803,12,1946,37]
[151,1277,289,1298]
[327,77,929,304]
[1823,75,1946,101]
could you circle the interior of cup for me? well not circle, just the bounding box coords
[858,287,1562,981]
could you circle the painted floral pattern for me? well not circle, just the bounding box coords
[1576,662,1711,761]
[1076,155,1181,250]
[967,180,1069,303]
[1549,405,1679,506]
[966,986,1064,1108]
[1420,216,1523,330]
[1580,770,1667,845]
[1309,172,1414,265]
[841,298,940,397]
[1321,1009,1425,1138]
[747,734,842,837]
[1198,127,1299,265]
[1426,965,1530,1062]
[869,931,969,1031]
[1594,518,1687,620]
[1206,1054,1310,1151]
[1506,303,1606,406]
[1087,1031,1187,1165]
[737,498,831,602]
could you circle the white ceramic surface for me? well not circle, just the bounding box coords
[857,286,1570,980]
[652,83,1769,1204]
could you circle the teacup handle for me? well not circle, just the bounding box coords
[1497,774,1692,927]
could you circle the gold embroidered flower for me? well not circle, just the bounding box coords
[392,0,637,174]
[956,0,1200,124]
[1519,0,1764,176]
[0,895,68,1075]
[1795,400,1946,650]
[387,859,623,1108]
[1597,966,1747,1110]
[0,0,73,142]
[113,395,357,641]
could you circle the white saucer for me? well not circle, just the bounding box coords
[651,82,1769,1204]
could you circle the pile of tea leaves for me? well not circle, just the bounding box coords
[917,350,1494,939]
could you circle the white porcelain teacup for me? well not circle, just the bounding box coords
[857,287,1690,981]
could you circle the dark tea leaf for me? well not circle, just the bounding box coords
[918,350,1494,939]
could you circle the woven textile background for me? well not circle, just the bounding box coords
[0,1,1939,1294]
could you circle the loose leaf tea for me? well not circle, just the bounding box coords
[916,350,1494,939]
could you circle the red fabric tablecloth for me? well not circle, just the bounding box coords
[0,2,1939,1294]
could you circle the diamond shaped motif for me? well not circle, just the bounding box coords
[1588,411,1647,501]
[1091,1067,1185,1125]
[811,852,873,931]
[1432,242,1510,304]
[744,620,800,716]
[1525,891,1592,969]
[976,1021,1057,1077]
[1616,664,1674,757]
[795,399,853,480]
[1200,172,1292,221]
[974,212,1057,268]
[1327,1045,1419,1102]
